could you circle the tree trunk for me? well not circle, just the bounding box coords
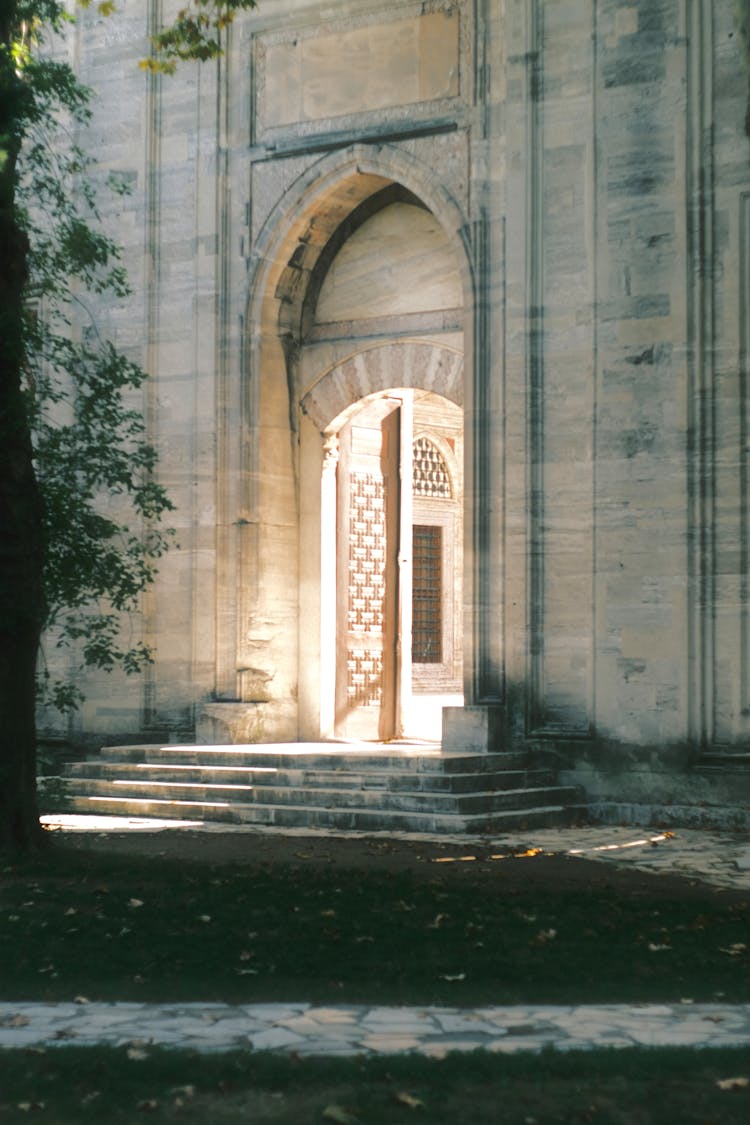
[0,11,48,851]
[0,214,48,853]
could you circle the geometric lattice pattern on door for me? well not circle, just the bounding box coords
[346,472,385,707]
[412,436,452,498]
[412,524,443,663]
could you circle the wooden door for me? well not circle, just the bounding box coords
[335,399,400,740]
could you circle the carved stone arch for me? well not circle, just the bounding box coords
[300,342,463,434]
[246,143,474,343]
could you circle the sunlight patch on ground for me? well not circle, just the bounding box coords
[41,814,204,832]
[567,833,673,855]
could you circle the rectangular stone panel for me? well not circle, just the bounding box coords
[258,10,459,131]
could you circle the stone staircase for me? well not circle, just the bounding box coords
[62,742,584,834]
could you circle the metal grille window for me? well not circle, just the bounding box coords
[412,436,452,498]
[412,524,442,663]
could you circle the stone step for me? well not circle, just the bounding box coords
[62,740,580,834]
[66,776,580,816]
[64,762,557,794]
[95,744,541,774]
[64,793,584,834]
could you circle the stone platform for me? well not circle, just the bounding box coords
[61,742,582,834]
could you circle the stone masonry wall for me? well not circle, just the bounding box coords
[37,0,750,799]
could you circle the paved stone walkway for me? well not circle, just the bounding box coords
[3,1002,750,1056]
[5,817,745,1057]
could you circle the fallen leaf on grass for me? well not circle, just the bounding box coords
[170,1086,195,1098]
[322,1105,359,1124]
[716,1077,749,1090]
[531,929,557,946]
[394,1091,425,1110]
[427,913,449,929]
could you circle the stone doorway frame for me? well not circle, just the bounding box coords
[299,353,464,741]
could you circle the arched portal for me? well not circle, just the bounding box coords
[238,145,477,743]
[301,370,463,743]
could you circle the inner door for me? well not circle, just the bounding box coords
[335,397,403,740]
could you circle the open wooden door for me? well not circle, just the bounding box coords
[335,397,402,740]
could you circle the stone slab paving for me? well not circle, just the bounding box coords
[2,1002,750,1056]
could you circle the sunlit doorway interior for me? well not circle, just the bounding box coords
[328,388,463,742]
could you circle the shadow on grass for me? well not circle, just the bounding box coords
[1,838,749,1006]
[2,1045,750,1123]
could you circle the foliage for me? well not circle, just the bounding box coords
[141,0,257,72]
[12,6,175,710]
[5,0,262,716]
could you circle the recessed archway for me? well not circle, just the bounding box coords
[236,145,476,742]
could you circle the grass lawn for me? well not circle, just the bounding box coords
[1,1044,750,1123]
[2,830,750,1122]
[0,832,748,1006]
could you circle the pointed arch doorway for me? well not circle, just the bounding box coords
[244,151,477,745]
[322,387,463,743]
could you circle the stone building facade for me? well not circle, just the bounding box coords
[42,0,750,814]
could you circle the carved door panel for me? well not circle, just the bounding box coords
[335,399,400,740]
